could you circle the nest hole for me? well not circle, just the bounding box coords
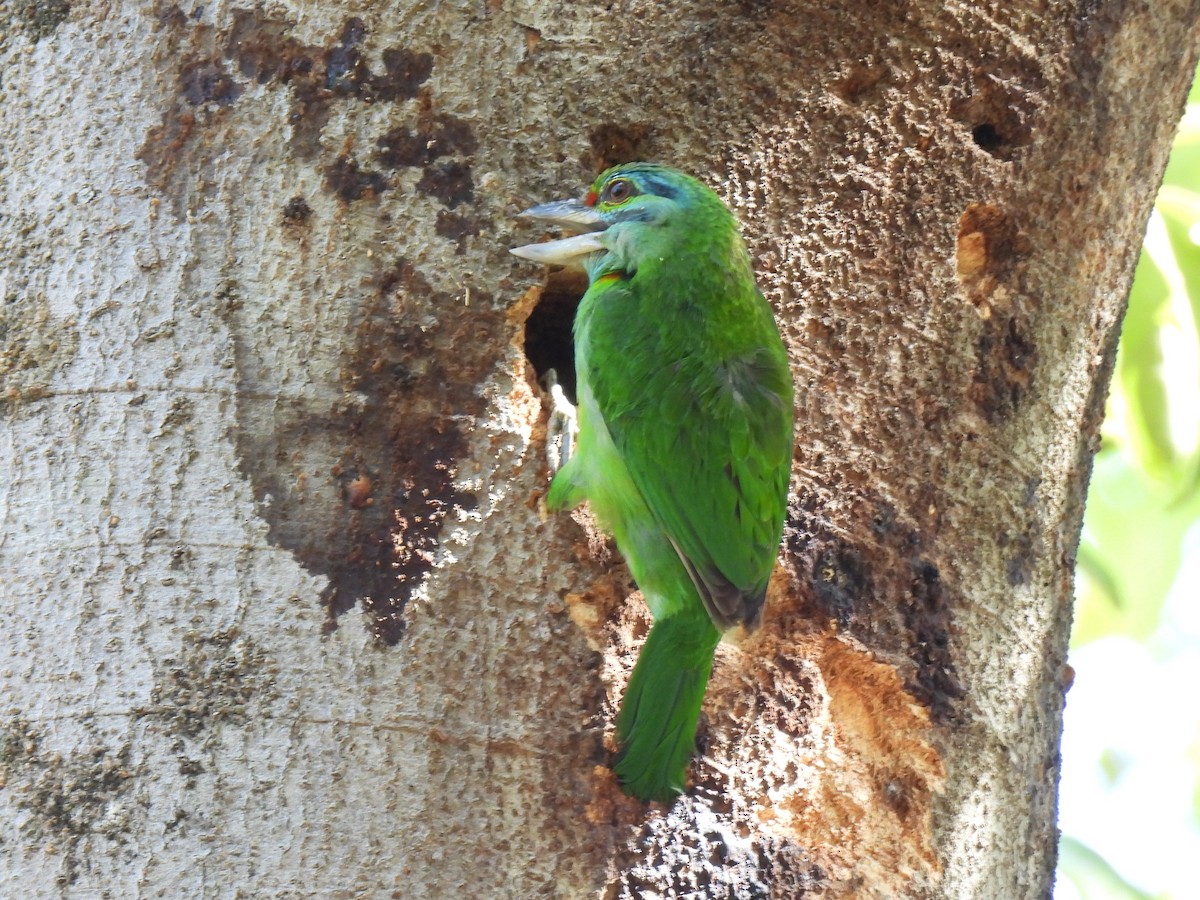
[523,268,588,404]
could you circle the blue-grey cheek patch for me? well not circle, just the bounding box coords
[640,174,683,201]
[611,207,654,224]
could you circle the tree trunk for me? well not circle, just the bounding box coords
[1,1,1195,896]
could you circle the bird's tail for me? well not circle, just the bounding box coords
[613,613,722,802]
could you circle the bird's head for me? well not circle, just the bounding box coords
[511,163,727,280]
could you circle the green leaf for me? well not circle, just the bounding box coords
[1072,451,1200,646]
[1157,185,1200,339]
[1115,251,1175,479]
[1075,540,1123,609]
[1156,189,1200,492]
[1098,747,1131,786]
[1161,124,1200,195]
[1057,836,1156,900]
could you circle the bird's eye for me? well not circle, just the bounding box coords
[603,178,634,203]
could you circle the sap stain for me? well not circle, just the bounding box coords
[373,46,435,101]
[324,17,370,94]
[1003,522,1040,588]
[954,204,1038,421]
[377,108,478,216]
[315,258,497,642]
[435,210,481,242]
[955,203,1027,291]
[140,12,491,644]
[226,258,496,645]
[224,7,309,83]
[376,127,430,168]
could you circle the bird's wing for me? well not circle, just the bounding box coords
[588,283,793,630]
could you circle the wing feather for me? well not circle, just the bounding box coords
[586,279,793,630]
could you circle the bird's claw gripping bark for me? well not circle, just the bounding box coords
[542,368,578,476]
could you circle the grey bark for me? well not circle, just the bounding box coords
[0,1,1195,897]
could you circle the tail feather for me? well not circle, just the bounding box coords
[613,614,722,802]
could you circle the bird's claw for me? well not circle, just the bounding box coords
[543,368,578,476]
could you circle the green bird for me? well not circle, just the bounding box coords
[511,163,794,801]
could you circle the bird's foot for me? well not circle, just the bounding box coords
[543,368,578,476]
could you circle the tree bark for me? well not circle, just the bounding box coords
[1,1,1196,897]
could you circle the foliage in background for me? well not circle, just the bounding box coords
[1057,69,1200,899]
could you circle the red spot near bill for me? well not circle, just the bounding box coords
[585,190,599,207]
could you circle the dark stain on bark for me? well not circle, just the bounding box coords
[373,46,436,102]
[376,126,430,168]
[1067,1,1125,95]
[377,114,479,169]
[435,210,481,243]
[955,202,1024,285]
[323,154,389,203]
[281,195,312,224]
[784,491,964,723]
[180,59,243,106]
[139,10,492,643]
[584,123,654,173]
[139,7,459,214]
[902,558,963,722]
[833,63,889,104]
[970,314,1037,423]
[954,203,1038,422]
[1005,532,1036,586]
[417,162,474,208]
[225,7,309,84]
[13,0,71,41]
[811,543,873,627]
[322,259,496,642]
[221,255,496,645]
[323,17,370,94]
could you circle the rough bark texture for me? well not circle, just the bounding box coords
[1,1,1196,897]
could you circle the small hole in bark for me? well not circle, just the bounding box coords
[523,269,587,404]
[972,123,1004,154]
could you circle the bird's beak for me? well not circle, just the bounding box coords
[510,199,608,266]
